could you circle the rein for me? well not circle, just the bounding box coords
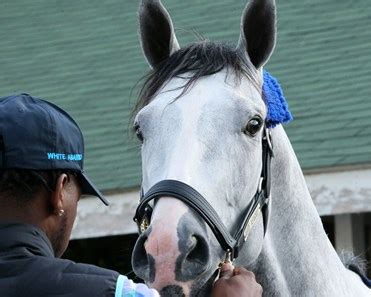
[133,126,274,260]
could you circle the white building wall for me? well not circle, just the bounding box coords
[305,168,371,216]
[71,168,371,239]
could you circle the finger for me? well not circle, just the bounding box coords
[219,262,234,279]
[233,267,256,279]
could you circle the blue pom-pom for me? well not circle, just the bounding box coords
[263,70,293,128]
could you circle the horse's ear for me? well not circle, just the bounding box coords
[138,0,180,68]
[237,0,277,69]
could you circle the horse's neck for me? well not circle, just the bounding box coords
[251,126,369,296]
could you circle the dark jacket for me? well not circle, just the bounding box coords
[0,223,119,297]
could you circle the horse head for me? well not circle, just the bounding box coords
[132,0,277,295]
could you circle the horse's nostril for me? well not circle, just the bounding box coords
[186,235,208,264]
[132,234,148,267]
[132,232,156,283]
[176,234,210,281]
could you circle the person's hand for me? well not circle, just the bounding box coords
[211,263,263,297]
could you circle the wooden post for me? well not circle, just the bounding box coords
[366,213,371,277]
[334,213,365,257]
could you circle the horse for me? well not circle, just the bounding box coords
[130,0,371,296]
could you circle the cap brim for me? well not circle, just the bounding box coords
[80,172,109,206]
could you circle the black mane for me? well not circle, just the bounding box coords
[135,41,259,114]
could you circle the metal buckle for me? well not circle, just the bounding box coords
[134,216,150,233]
[139,217,150,233]
[218,250,233,268]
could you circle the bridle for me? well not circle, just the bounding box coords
[133,126,274,261]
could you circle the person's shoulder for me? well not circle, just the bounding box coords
[51,258,160,297]
[51,257,119,296]
[53,256,119,278]
[2,255,120,297]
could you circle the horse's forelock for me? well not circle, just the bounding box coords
[134,41,260,116]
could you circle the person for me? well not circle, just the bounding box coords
[213,263,263,297]
[0,93,262,297]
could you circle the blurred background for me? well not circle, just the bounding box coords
[0,0,370,278]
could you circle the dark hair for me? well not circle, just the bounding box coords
[134,40,260,115]
[0,169,73,202]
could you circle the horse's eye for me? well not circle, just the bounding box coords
[134,122,144,142]
[244,117,263,136]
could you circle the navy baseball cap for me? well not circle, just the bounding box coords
[0,93,109,205]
